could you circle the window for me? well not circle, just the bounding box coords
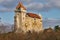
[25,23,28,28]
[17,13,19,15]
[34,18,36,20]
[33,22,37,25]
[18,8,20,10]
[25,15,27,17]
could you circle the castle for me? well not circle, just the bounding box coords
[14,2,43,33]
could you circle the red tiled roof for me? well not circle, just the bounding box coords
[16,2,26,10]
[27,13,41,19]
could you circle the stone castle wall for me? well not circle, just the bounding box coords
[14,13,43,33]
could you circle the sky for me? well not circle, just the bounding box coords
[0,0,60,24]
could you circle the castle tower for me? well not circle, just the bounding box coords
[14,2,43,33]
[14,2,27,33]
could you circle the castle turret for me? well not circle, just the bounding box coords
[14,2,27,33]
[14,2,43,33]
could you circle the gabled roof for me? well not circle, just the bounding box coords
[27,13,41,19]
[16,2,26,10]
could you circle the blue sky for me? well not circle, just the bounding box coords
[0,0,60,24]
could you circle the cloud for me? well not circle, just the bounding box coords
[0,22,13,33]
[26,0,60,12]
[26,2,52,12]
[46,18,60,20]
[22,0,32,3]
[0,0,18,12]
[0,8,13,12]
[22,0,46,3]
[0,0,18,8]
[46,0,60,8]
[26,3,44,11]
[43,18,60,28]
[0,0,60,12]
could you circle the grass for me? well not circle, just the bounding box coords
[0,28,60,40]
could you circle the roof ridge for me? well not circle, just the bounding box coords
[27,13,41,19]
[16,2,26,10]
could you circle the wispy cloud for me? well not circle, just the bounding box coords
[43,18,60,28]
[26,3,44,11]
[0,0,60,12]
[0,8,13,12]
[46,0,60,8]
[26,2,52,12]
[0,0,17,8]
[0,0,18,12]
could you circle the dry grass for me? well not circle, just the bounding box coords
[0,29,60,40]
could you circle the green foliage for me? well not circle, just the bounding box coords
[54,25,60,32]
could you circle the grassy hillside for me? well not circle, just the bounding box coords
[0,28,60,40]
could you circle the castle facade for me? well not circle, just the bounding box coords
[14,2,43,33]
